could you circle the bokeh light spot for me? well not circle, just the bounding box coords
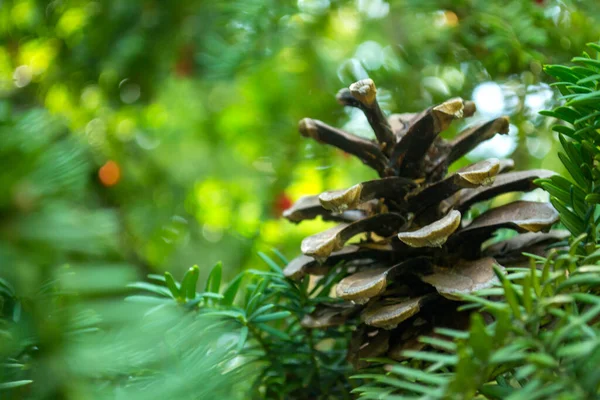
[298,0,331,15]
[98,160,121,187]
[13,65,32,88]
[119,79,141,104]
[356,0,390,19]
[472,82,505,116]
[468,123,518,159]
[354,41,384,70]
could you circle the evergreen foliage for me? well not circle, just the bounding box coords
[353,41,600,400]
[3,2,600,400]
[129,254,355,399]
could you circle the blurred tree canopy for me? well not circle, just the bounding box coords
[2,0,600,281]
[3,0,600,398]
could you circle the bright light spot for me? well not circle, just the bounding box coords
[525,83,553,115]
[433,10,459,28]
[342,108,373,139]
[13,65,32,88]
[472,82,505,116]
[45,84,73,115]
[422,76,450,97]
[521,188,550,202]
[441,67,465,90]
[145,103,168,127]
[252,157,275,174]
[116,118,135,141]
[354,41,384,70]
[119,79,141,104]
[330,8,360,41]
[216,332,239,350]
[11,0,36,28]
[382,45,403,72]
[81,85,102,110]
[19,39,58,76]
[356,0,389,19]
[297,0,330,15]
[135,131,160,150]
[57,8,88,38]
[86,118,106,146]
[526,136,552,159]
[202,224,224,243]
[236,202,262,237]
[468,123,518,159]
[337,58,369,85]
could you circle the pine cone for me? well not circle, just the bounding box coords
[283,79,566,367]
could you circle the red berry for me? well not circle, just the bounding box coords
[273,192,293,217]
[99,160,121,187]
[174,45,195,77]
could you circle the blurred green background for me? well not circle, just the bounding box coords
[2,0,600,398]
[2,0,600,282]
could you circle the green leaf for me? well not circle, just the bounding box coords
[556,339,599,359]
[496,266,522,319]
[515,364,537,380]
[587,42,600,53]
[526,352,557,368]
[479,383,515,399]
[252,311,291,323]
[237,326,249,351]
[164,272,180,298]
[549,174,578,192]
[433,328,469,339]
[551,125,577,139]
[181,265,199,300]
[401,351,457,365]
[572,57,600,70]
[521,273,533,314]
[249,304,275,319]
[544,65,581,84]
[0,278,15,297]
[558,152,588,190]
[205,309,246,322]
[540,107,581,124]
[125,295,171,304]
[489,343,528,364]
[245,291,264,316]
[566,84,593,93]
[418,336,456,352]
[566,91,600,107]
[577,74,600,85]
[256,323,291,340]
[559,134,585,169]
[387,364,448,385]
[205,262,222,294]
[128,282,173,298]
[272,248,289,264]
[147,274,166,283]
[586,193,600,204]
[493,308,511,344]
[574,110,600,125]
[222,272,246,306]
[0,380,34,390]
[550,196,584,235]
[258,252,283,274]
[351,374,440,396]
[245,277,269,309]
[469,313,492,361]
[557,274,600,291]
